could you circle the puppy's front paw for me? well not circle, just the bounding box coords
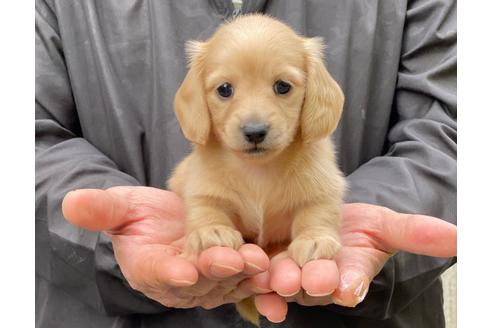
[185,225,244,255]
[288,232,341,267]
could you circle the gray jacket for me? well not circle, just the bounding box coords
[35,0,456,327]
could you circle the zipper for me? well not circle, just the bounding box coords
[232,0,242,18]
[232,7,242,18]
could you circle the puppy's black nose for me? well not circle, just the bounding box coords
[241,123,269,144]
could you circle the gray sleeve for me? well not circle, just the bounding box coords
[335,0,456,319]
[35,0,165,315]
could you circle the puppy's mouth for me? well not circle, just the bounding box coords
[244,146,267,154]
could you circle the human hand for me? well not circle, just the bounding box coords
[62,186,270,309]
[254,203,457,322]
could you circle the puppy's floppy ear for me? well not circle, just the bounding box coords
[301,37,344,143]
[174,41,210,145]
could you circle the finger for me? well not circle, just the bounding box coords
[291,290,332,307]
[198,246,245,279]
[62,187,185,232]
[173,276,216,298]
[242,271,273,295]
[331,247,387,307]
[238,244,270,275]
[331,272,370,307]
[255,293,288,323]
[269,252,301,297]
[379,210,457,257]
[119,244,199,289]
[301,260,339,297]
[62,188,130,231]
[223,271,272,303]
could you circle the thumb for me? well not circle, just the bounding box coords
[332,206,457,307]
[331,247,389,307]
[62,188,131,231]
[378,210,457,258]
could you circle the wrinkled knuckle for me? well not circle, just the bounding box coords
[181,285,210,297]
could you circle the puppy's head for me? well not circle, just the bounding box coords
[175,15,344,161]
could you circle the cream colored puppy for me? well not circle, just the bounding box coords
[169,14,345,276]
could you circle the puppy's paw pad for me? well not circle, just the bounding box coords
[186,225,244,254]
[288,234,341,267]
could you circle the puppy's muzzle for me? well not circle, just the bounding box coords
[241,123,270,144]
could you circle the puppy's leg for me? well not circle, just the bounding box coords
[185,196,244,255]
[288,203,341,267]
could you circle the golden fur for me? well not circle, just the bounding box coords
[168,14,346,324]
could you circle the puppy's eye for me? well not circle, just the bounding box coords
[217,82,234,98]
[273,80,291,95]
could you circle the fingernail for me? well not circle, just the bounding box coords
[354,282,368,304]
[339,271,363,291]
[210,263,241,277]
[354,280,364,296]
[245,261,265,271]
[268,316,286,323]
[169,278,195,286]
[306,289,335,297]
[277,290,299,297]
[253,286,272,294]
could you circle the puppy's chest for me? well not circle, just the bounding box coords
[231,176,299,247]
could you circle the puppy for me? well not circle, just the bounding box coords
[168,14,346,325]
